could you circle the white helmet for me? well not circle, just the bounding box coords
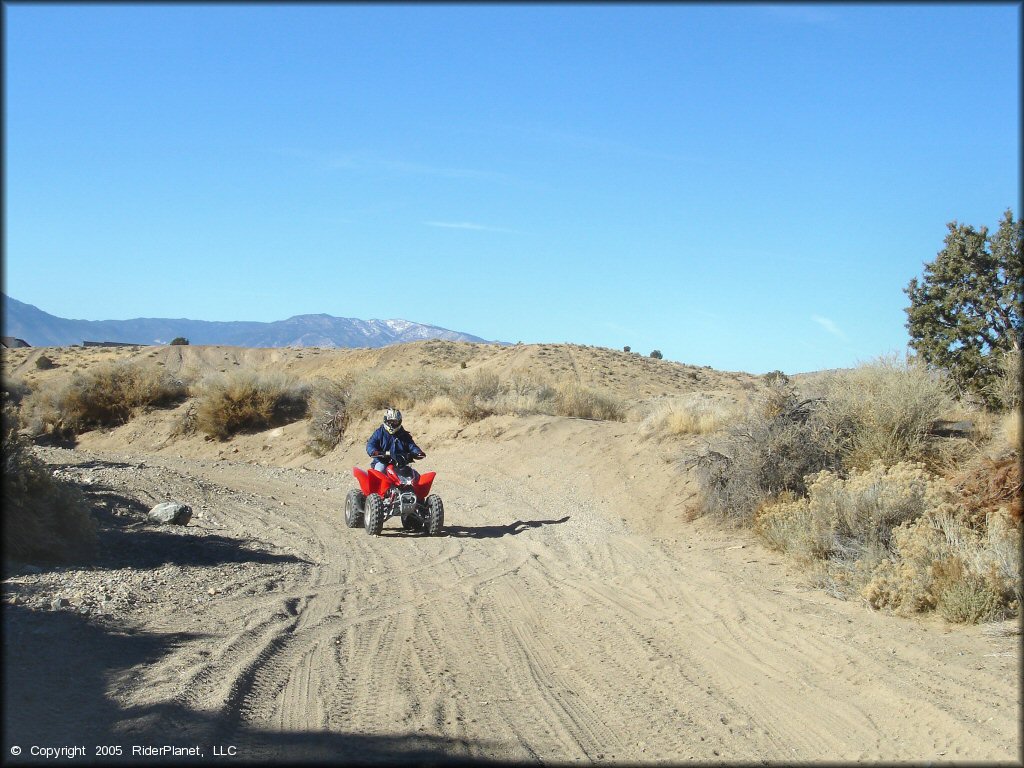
[383,408,402,434]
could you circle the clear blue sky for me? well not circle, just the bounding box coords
[4,3,1020,373]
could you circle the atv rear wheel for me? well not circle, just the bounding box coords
[345,489,365,528]
[364,493,385,536]
[424,494,444,536]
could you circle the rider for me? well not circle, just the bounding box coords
[366,408,426,475]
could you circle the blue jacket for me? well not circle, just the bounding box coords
[366,425,423,460]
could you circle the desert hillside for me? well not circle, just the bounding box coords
[2,342,1019,764]
[1,339,760,404]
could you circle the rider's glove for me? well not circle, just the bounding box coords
[415,451,426,459]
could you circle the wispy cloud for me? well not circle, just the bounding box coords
[812,314,848,341]
[424,221,520,234]
[276,147,508,182]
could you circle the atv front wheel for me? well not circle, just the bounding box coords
[345,489,365,528]
[424,494,444,536]
[364,493,385,536]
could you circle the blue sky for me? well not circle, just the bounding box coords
[4,3,1019,373]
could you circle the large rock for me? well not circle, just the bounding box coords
[148,502,192,525]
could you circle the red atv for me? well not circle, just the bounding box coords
[345,451,444,536]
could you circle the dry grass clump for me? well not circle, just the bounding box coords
[298,366,623,452]
[505,371,559,415]
[2,404,96,562]
[22,362,187,440]
[449,370,506,421]
[553,382,625,421]
[990,410,1021,459]
[985,347,1021,411]
[396,369,622,424]
[639,394,741,439]
[811,355,957,471]
[194,371,309,441]
[418,394,460,418]
[344,370,452,418]
[446,370,559,422]
[692,382,840,525]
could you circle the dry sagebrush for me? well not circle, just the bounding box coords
[985,347,1022,412]
[863,504,1020,623]
[22,362,187,440]
[810,355,957,471]
[193,371,309,441]
[305,377,350,456]
[755,461,1021,623]
[692,382,841,525]
[2,404,96,562]
[755,461,949,563]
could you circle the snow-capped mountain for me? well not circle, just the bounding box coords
[1,295,495,348]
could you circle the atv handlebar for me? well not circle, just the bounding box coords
[373,450,425,465]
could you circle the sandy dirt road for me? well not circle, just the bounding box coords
[3,415,1020,764]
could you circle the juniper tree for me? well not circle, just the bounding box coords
[904,209,1022,403]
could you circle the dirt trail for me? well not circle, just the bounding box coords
[3,415,1020,764]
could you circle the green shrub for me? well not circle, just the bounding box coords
[35,355,56,370]
[22,362,187,439]
[2,404,96,562]
[170,337,190,346]
[194,371,309,440]
[937,571,1004,624]
[650,350,663,359]
[763,370,789,385]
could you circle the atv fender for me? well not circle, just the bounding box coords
[353,467,392,497]
[369,468,392,495]
[413,471,436,500]
[352,468,372,496]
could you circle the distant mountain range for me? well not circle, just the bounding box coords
[1,295,494,348]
